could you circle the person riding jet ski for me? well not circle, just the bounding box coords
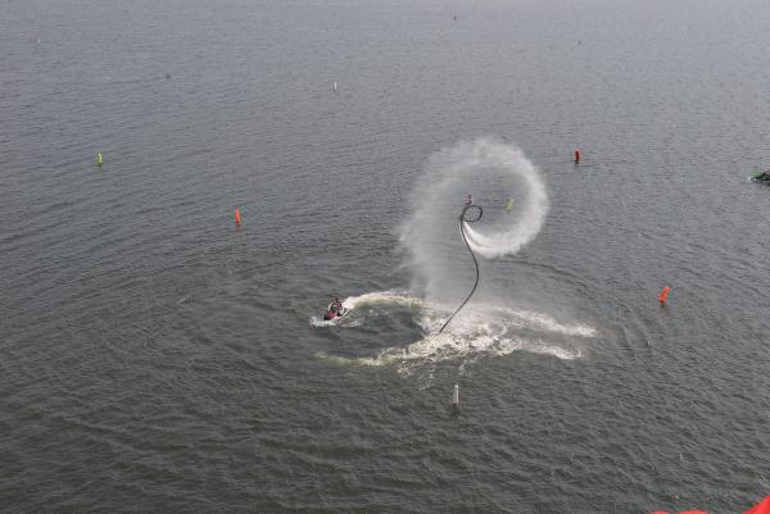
[323,297,345,320]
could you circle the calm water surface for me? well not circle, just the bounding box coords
[2,0,770,512]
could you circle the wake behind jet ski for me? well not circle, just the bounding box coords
[323,297,348,321]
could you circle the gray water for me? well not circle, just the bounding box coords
[3,0,770,512]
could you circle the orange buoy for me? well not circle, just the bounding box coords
[574,149,581,163]
[659,286,670,304]
[235,208,242,225]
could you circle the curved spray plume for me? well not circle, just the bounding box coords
[438,204,483,333]
[400,138,549,304]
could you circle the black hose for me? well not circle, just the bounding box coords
[438,204,483,334]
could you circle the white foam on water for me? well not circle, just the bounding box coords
[315,292,594,369]
[309,290,422,327]
[342,290,424,311]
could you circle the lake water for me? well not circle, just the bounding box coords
[2,0,770,512]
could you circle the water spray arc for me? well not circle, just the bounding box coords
[438,204,484,334]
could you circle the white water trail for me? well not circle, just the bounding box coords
[313,292,593,372]
[399,138,549,303]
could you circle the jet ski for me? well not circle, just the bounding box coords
[751,170,770,184]
[323,299,348,321]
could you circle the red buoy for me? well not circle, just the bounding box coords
[659,286,670,304]
[574,149,581,163]
[235,208,242,226]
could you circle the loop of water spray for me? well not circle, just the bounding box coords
[438,204,483,334]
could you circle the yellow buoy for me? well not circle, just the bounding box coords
[505,198,514,212]
[97,153,103,166]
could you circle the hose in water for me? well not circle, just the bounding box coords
[438,204,483,334]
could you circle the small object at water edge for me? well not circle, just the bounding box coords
[659,286,670,304]
[452,384,460,411]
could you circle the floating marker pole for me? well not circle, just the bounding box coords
[333,81,337,92]
[452,384,460,411]
[235,208,242,226]
[574,149,581,163]
[659,286,670,305]
[97,153,103,166]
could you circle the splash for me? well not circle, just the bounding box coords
[342,291,424,310]
[314,292,596,372]
[399,138,549,301]
[308,291,423,328]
